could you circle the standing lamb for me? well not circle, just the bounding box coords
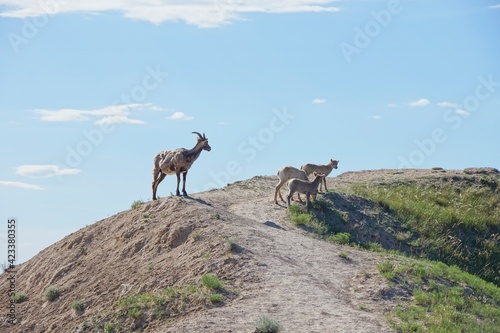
[287,172,325,208]
[274,166,309,204]
[151,132,211,200]
[301,159,339,192]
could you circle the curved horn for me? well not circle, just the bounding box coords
[192,132,203,140]
[203,132,206,139]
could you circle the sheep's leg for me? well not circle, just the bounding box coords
[323,178,328,192]
[286,190,294,207]
[274,181,285,204]
[152,168,166,200]
[305,193,311,209]
[175,172,181,196]
[152,169,159,200]
[296,193,303,202]
[181,171,188,196]
[152,172,167,200]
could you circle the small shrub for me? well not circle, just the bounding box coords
[103,323,114,333]
[127,307,142,320]
[72,300,84,312]
[377,260,396,279]
[396,231,411,242]
[327,232,351,245]
[290,212,313,226]
[44,286,60,302]
[366,242,384,253]
[287,204,303,216]
[201,274,223,291]
[255,316,282,333]
[312,199,333,212]
[131,200,143,209]
[339,251,349,259]
[11,291,28,303]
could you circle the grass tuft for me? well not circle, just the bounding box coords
[201,273,224,291]
[377,260,396,279]
[44,286,60,302]
[11,291,28,303]
[327,232,351,245]
[208,293,223,303]
[131,200,143,209]
[255,316,282,333]
[103,323,114,333]
[72,300,85,312]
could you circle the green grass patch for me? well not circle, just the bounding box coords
[348,177,500,285]
[287,204,329,235]
[381,258,500,332]
[103,323,114,333]
[201,273,224,291]
[112,274,232,329]
[208,293,222,303]
[287,204,313,226]
[377,260,396,279]
[326,232,351,245]
[131,199,143,209]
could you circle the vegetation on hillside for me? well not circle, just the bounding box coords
[347,174,500,286]
[289,171,499,286]
[288,170,500,332]
[379,257,500,332]
[77,274,232,332]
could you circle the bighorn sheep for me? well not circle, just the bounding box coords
[301,159,339,192]
[274,166,309,204]
[152,132,211,200]
[287,172,325,208]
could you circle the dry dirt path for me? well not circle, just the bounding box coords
[159,177,395,333]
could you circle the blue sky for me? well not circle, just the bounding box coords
[1,0,499,264]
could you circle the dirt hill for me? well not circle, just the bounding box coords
[1,168,497,333]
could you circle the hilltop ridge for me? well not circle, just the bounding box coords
[1,168,498,332]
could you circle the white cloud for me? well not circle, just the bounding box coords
[369,115,382,120]
[312,98,326,104]
[167,111,194,121]
[34,103,154,124]
[455,109,470,117]
[0,1,340,27]
[35,108,89,122]
[437,101,459,108]
[15,165,81,178]
[0,181,44,190]
[387,103,398,108]
[489,5,500,9]
[95,115,145,125]
[409,98,430,107]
